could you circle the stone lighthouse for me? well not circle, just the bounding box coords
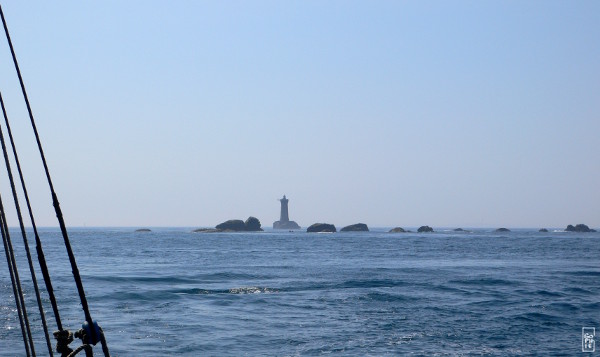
[279,195,290,222]
[273,195,300,229]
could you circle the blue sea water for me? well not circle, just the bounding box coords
[1,227,599,356]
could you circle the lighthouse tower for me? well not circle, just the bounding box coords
[273,195,300,229]
[279,195,290,222]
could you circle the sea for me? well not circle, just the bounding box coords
[1,227,599,356]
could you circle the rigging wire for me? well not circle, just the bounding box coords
[0,4,110,356]
[0,92,54,355]
[0,2,97,342]
[0,191,35,356]
[0,206,30,356]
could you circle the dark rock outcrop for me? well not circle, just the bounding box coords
[417,225,433,233]
[245,216,263,231]
[307,223,336,233]
[539,228,549,232]
[340,223,369,232]
[566,224,596,232]
[135,228,151,232]
[216,219,246,231]
[273,220,301,230]
[389,227,406,233]
[495,228,511,232]
[212,217,264,232]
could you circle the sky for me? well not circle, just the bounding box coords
[0,1,597,228]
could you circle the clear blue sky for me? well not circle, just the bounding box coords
[0,1,597,228]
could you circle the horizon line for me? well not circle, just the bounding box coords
[12,224,597,230]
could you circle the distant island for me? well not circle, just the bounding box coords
[565,224,596,232]
[417,226,434,233]
[307,223,336,233]
[340,223,369,232]
[194,216,263,233]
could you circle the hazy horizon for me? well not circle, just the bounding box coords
[10,223,598,231]
[0,2,598,229]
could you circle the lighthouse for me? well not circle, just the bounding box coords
[279,195,290,222]
[273,195,300,229]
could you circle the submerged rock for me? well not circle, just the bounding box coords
[453,228,472,233]
[495,228,511,232]
[417,225,434,233]
[565,224,596,232]
[389,227,406,233]
[192,228,221,233]
[340,223,369,232]
[307,223,336,233]
[539,228,549,232]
